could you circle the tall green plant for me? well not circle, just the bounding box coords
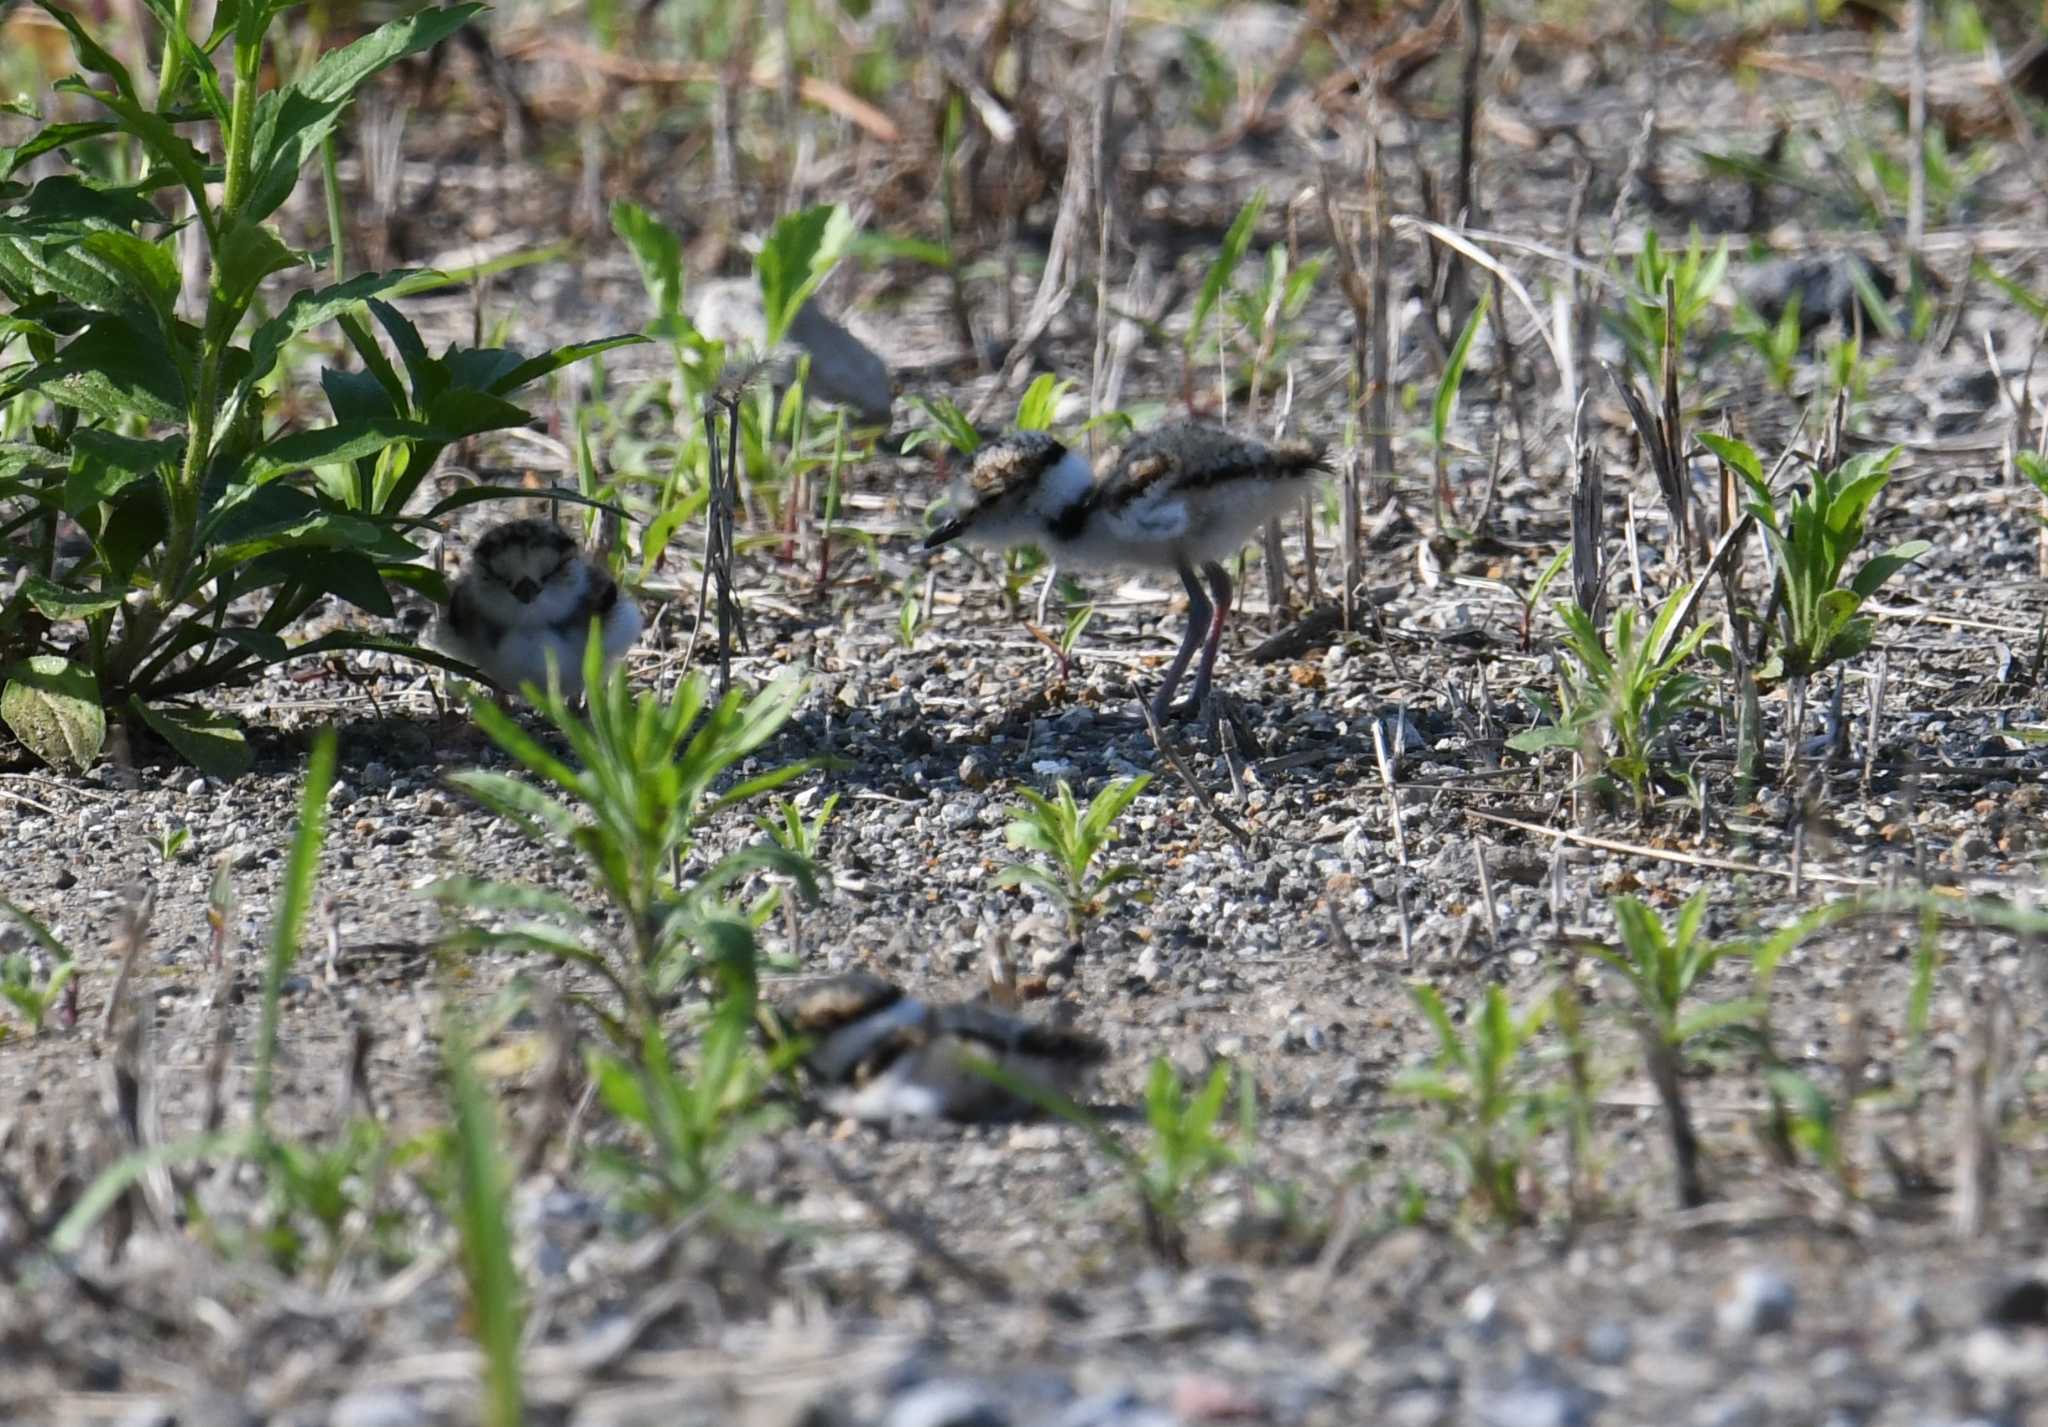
[1508,588,1709,817]
[1702,437,1930,683]
[435,632,815,1041]
[0,4,639,773]
[1394,983,1556,1225]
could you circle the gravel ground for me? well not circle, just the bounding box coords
[8,5,2048,1425]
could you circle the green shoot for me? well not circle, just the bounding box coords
[994,775,1154,944]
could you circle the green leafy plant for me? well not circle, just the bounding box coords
[435,631,816,1042]
[1394,983,1556,1225]
[1508,588,1710,817]
[1607,228,1728,381]
[585,984,793,1224]
[980,1052,1250,1266]
[1702,437,1930,683]
[1732,293,1803,395]
[1583,891,1758,1207]
[1055,601,1095,678]
[1014,372,1074,433]
[994,774,1153,944]
[0,4,637,773]
[902,393,981,457]
[897,575,926,649]
[760,792,838,863]
[0,897,77,1034]
[1182,189,1265,400]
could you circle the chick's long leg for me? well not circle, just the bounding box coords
[1185,559,1234,714]
[1151,560,1213,722]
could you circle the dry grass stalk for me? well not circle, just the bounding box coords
[1370,718,1407,866]
[1952,993,2008,1240]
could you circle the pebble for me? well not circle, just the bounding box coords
[960,754,993,789]
[329,1388,435,1427]
[883,1380,1009,1427]
[1582,1318,1632,1365]
[1717,1266,1797,1337]
[185,776,207,797]
[229,842,262,871]
[1475,1382,1595,1427]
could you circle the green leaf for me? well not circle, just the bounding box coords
[1506,725,1581,753]
[1,656,105,770]
[241,5,485,224]
[0,124,124,180]
[242,269,432,396]
[245,418,443,484]
[1848,539,1931,600]
[64,427,180,513]
[422,386,536,439]
[487,335,648,396]
[613,199,683,320]
[79,228,178,324]
[1431,289,1490,448]
[1188,190,1265,351]
[213,217,305,312]
[131,700,251,778]
[25,314,184,423]
[18,574,123,620]
[31,1,139,96]
[1698,431,1764,491]
[755,204,857,345]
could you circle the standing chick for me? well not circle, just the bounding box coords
[920,422,1326,718]
[437,517,642,699]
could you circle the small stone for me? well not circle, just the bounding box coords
[1717,1265,1796,1337]
[51,868,76,891]
[329,1387,434,1427]
[1474,1383,1594,1427]
[327,779,355,809]
[960,754,993,789]
[1582,1318,1631,1365]
[229,842,262,871]
[883,1380,1008,1427]
[185,776,207,797]
[373,826,413,847]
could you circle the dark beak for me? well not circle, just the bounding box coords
[511,576,540,602]
[919,518,966,552]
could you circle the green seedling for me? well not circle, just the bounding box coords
[0,6,638,773]
[976,1053,1251,1267]
[1056,602,1096,678]
[436,628,815,1043]
[1607,228,1728,381]
[1732,294,1802,395]
[1702,436,1930,684]
[1394,983,1557,1225]
[760,793,839,864]
[584,984,792,1225]
[1583,891,1758,1207]
[1183,189,1265,402]
[155,819,192,864]
[995,774,1153,944]
[897,576,926,649]
[1427,289,1490,535]
[1508,588,1710,818]
[903,394,982,457]
[0,897,79,1034]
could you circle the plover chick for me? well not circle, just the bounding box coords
[773,972,1107,1124]
[436,517,642,699]
[920,422,1326,718]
